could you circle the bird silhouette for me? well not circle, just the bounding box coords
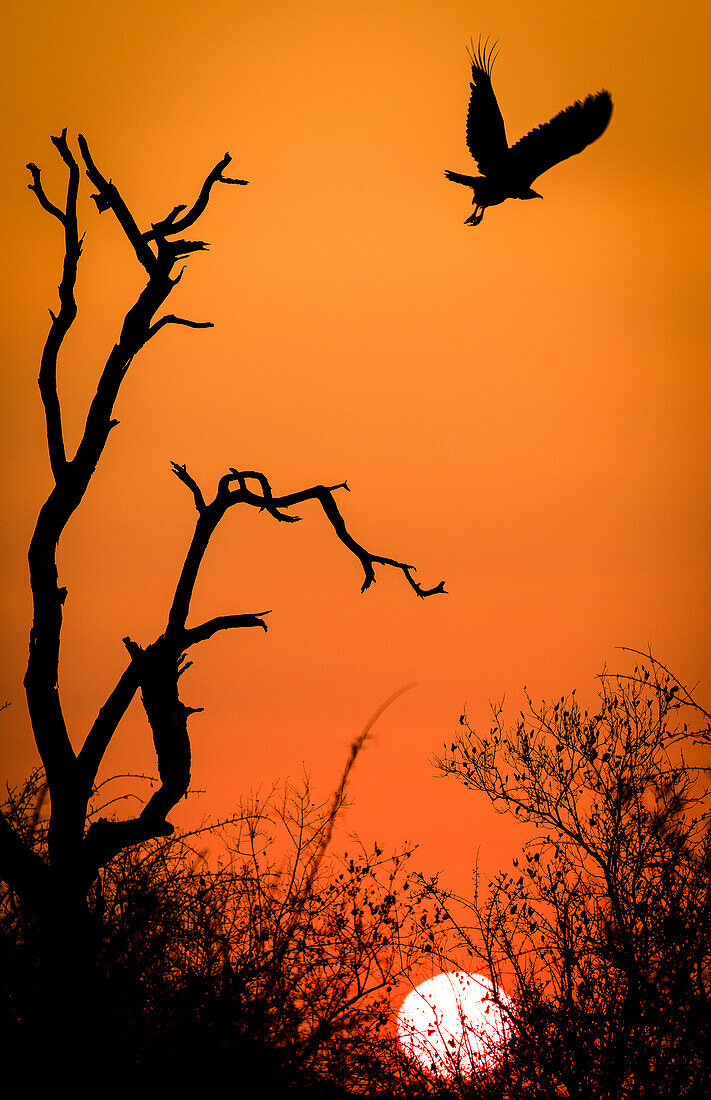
[445,38,613,226]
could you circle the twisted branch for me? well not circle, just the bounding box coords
[221,468,447,596]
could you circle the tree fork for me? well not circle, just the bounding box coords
[4,130,444,924]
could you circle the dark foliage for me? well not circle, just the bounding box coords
[428,652,711,1098]
[0,770,452,1093]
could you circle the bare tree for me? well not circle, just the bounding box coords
[427,654,711,1099]
[3,130,444,1072]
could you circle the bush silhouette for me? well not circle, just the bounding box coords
[1,769,450,1092]
[430,653,711,1098]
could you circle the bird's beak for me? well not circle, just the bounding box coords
[532,191,543,199]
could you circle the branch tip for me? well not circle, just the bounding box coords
[148,315,214,339]
[26,161,67,224]
[170,462,207,513]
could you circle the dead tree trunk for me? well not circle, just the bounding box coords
[1,130,444,1067]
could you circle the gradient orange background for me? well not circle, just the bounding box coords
[1,0,710,895]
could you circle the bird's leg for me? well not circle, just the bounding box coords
[465,204,484,226]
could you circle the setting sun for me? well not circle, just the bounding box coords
[397,971,513,1078]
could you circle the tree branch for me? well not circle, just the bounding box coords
[82,633,200,879]
[166,465,443,656]
[77,133,156,272]
[165,506,222,641]
[148,315,214,339]
[26,162,66,224]
[227,468,303,523]
[76,662,141,787]
[77,608,268,803]
[27,129,82,481]
[157,238,210,259]
[227,471,447,596]
[77,461,269,792]
[81,635,192,875]
[69,143,247,491]
[143,152,248,242]
[183,613,270,645]
[171,461,207,513]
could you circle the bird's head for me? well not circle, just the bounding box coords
[525,189,543,200]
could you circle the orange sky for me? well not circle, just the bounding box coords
[1,0,710,897]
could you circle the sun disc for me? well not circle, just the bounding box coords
[396,970,512,1079]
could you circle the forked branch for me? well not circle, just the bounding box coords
[166,462,444,665]
[22,132,248,878]
[81,608,269,877]
[144,152,248,242]
[19,130,443,895]
[80,456,442,871]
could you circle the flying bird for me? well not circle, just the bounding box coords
[445,39,613,226]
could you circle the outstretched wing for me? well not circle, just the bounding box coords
[444,169,478,187]
[507,90,613,186]
[465,38,508,177]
